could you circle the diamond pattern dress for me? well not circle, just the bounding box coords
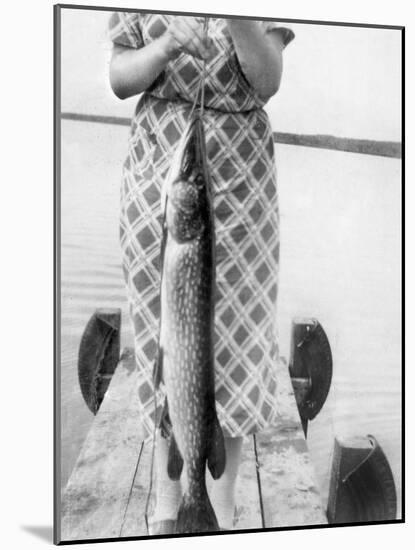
[108,12,294,440]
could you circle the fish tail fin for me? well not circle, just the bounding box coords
[207,412,226,480]
[176,486,219,534]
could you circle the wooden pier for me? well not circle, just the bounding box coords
[59,348,327,542]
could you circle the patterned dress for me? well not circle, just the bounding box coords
[108,12,294,440]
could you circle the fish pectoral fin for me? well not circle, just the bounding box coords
[159,396,172,438]
[207,414,226,480]
[152,347,164,390]
[167,432,184,481]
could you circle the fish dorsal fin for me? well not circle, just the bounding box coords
[207,413,226,480]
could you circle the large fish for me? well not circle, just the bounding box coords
[153,111,226,534]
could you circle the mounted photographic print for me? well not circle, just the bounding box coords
[54,3,404,544]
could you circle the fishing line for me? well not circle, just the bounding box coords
[253,434,266,528]
[188,79,203,122]
[144,390,158,534]
[119,441,145,537]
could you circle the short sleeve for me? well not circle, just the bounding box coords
[260,20,295,48]
[108,12,144,49]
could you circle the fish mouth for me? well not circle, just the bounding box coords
[180,114,206,175]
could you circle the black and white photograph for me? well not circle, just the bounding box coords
[53,1,402,545]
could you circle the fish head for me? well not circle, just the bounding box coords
[164,114,213,243]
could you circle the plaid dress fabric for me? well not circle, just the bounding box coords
[108,13,294,440]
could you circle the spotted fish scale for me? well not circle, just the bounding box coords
[155,112,226,534]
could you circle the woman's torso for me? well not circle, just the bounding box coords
[134,13,269,113]
[114,13,284,439]
[120,14,277,192]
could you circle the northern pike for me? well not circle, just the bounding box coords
[154,111,226,533]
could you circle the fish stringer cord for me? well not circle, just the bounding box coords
[199,17,209,119]
[188,17,210,121]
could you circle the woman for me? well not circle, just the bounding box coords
[108,12,294,534]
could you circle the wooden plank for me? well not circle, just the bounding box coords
[61,349,326,540]
[121,430,262,534]
[119,436,154,537]
[118,362,322,534]
[233,437,262,529]
[60,351,144,542]
[255,359,327,528]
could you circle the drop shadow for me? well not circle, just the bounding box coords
[21,525,53,543]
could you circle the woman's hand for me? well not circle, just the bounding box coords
[110,17,213,100]
[161,17,213,60]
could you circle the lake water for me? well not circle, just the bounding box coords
[60,119,402,518]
